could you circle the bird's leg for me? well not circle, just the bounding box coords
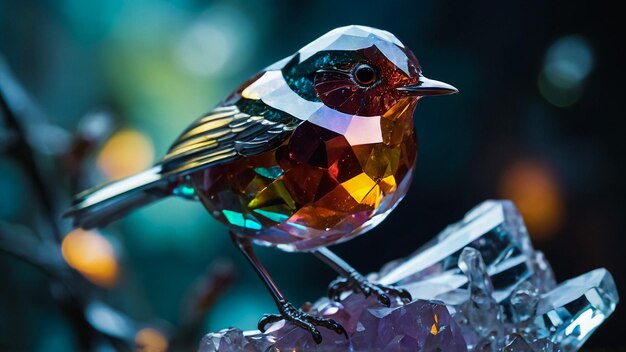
[312,247,412,307]
[229,232,347,344]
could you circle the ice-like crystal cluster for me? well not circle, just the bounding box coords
[199,200,618,351]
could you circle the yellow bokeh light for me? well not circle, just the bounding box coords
[498,160,564,240]
[61,229,119,287]
[135,328,169,352]
[97,129,155,181]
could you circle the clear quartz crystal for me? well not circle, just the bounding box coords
[508,281,540,324]
[378,200,539,303]
[457,248,504,348]
[199,200,618,352]
[533,268,618,351]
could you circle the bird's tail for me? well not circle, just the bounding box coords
[64,166,171,229]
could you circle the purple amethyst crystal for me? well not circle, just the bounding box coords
[199,294,467,352]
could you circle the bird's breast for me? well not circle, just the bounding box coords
[190,99,418,251]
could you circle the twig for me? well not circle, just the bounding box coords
[0,59,62,241]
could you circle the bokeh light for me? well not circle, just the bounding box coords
[498,160,564,240]
[61,229,119,287]
[85,301,134,339]
[174,5,254,78]
[135,328,168,352]
[538,35,594,107]
[96,129,155,181]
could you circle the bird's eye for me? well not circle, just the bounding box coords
[353,64,378,86]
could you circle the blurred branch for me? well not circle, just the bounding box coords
[0,57,131,350]
[0,57,64,241]
[62,108,115,193]
[171,259,237,350]
[0,220,136,350]
[0,221,69,279]
[0,56,237,351]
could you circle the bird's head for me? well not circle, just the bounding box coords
[280,25,457,117]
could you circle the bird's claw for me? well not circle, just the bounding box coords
[328,272,412,307]
[258,300,347,344]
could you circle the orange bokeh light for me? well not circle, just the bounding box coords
[135,328,169,352]
[61,229,119,287]
[97,129,155,181]
[498,160,564,240]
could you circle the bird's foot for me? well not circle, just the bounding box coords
[258,299,347,344]
[328,271,412,307]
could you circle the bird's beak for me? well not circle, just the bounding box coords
[397,75,458,96]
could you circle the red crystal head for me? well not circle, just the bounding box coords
[314,46,421,116]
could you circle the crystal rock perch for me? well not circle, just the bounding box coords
[199,200,618,351]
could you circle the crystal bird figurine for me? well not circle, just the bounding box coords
[65,25,458,342]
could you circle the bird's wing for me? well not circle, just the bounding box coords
[159,104,298,176]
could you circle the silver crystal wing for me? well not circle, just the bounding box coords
[160,104,297,176]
